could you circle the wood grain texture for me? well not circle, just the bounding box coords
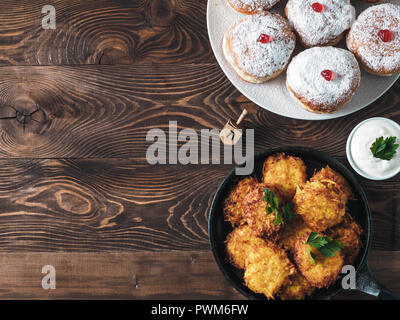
[0,250,397,299]
[0,158,226,251]
[0,251,241,299]
[0,64,397,160]
[0,0,212,65]
[0,66,396,253]
[0,157,396,252]
[0,64,234,158]
[0,0,399,300]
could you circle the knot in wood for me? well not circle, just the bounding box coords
[145,0,176,27]
[96,39,133,65]
[0,103,43,133]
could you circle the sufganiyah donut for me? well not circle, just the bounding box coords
[227,0,280,15]
[286,47,361,114]
[285,0,355,48]
[223,13,296,83]
[347,3,400,76]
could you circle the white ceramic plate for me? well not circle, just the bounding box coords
[207,0,400,120]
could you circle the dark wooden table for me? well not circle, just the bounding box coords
[0,0,398,299]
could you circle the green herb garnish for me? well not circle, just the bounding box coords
[306,246,316,265]
[305,232,345,265]
[370,136,399,160]
[282,202,296,222]
[264,188,296,226]
[264,188,279,215]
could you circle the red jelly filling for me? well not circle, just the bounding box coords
[312,2,324,12]
[321,69,334,81]
[378,29,393,43]
[258,34,271,44]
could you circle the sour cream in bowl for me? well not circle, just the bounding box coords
[346,117,400,181]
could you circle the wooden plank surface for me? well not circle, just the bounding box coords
[0,65,396,252]
[0,251,241,299]
[0,0,398,299]
[0,0,212,65]
[0,64,397,160]
[0,250,397,299]
[0,158,397,252]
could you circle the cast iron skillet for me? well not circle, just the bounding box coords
[208,146,398,300]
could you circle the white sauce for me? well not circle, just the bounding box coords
[350,119,400,179]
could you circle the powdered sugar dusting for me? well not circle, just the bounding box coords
[226,13,296,79]
[286,0,355,47]
[347,3,400,74]
[287,47,361,107]
[229,0,280,12]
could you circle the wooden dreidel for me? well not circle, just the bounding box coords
[220,109,248,145]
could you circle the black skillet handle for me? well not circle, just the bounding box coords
[356,263,398,300]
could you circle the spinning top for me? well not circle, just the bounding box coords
[220,109,248,145]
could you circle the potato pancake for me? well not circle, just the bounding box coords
[243,183,284,238]
[310,166,354,201]
[223,176,258,227]
[293,180,346,232]
[244,241,296,299]
[262,153,307,200]
[327,214,363,265]
[293,233,344,288]
[225,224,266,270]
[278,272,315,300]
[278,215,313,252]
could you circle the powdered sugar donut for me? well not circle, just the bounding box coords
[223,13,296,83]
[347,4,400,76]
[286,47,361,114]
[227,0,280,14]
[285,0,355,48]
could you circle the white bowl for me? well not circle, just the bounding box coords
[346,117,400,181]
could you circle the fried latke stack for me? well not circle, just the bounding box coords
[223,154,363,299]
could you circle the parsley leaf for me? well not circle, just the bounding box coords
[264,189,278,215]
[306,246,316,266]
[306,232,328,249]
[370,136,399,161]
[319,240,345,258]
[282,202,296,222]
[264,188,296,226]
[273,210,284,226]
[305,232,345,264]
